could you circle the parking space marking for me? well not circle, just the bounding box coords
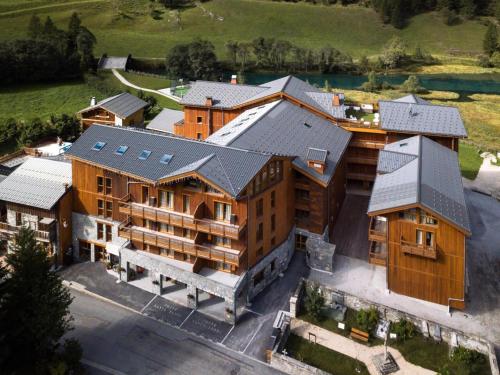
[220,324,235,345]
[243,321,263,353]
[244,308,263,317]
[140,295,158,314]
[179,309,195,328]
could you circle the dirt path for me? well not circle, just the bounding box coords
[0,0,105,17]
[111,69,181,103]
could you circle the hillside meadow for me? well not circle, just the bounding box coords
[0,0,489,59]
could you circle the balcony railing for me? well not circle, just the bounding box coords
[368,241,387,266]
[349,140,386,149]
[346,156,378,166]
[368,217,387,242]
[346,172,376,182]
[118,220,244,266]
[338,119,381,130]
[119,200,245,240]
[0,221,52,242]
[401,239,437,259]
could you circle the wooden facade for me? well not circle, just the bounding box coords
[80,107,145,130]
[368,206,467,309]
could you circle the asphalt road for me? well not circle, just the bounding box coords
[68,289,284,375]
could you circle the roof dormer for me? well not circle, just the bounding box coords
[306,147,328,175]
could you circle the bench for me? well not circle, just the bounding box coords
[350,328,369,342]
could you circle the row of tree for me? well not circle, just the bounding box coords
[0,114,81,149]
[0,13,96,84]
[0,228,83,374]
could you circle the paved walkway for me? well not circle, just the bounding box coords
[111,69,181,102]
[291,319,435,375]
[463,153,500,200]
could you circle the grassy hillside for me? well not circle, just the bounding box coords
[0,0,488,59]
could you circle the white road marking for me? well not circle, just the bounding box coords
[81,358,127,375]
[220,324,235,345]
[140,294,158,314]
[179,309,196,328]
[243,321,263,353]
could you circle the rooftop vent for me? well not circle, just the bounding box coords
[303,122,312,128]
[399,142,408,147]
[205,96,213,107]
[160,154,174,165]
[92,141,106,151]
[138,150,152,160]
[231,75,237,85]
[115,145,128,156]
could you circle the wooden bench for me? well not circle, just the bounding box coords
[350,328,369,342]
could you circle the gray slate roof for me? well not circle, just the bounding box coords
[0,158,72,210]
[307,148,328,163]
[146,108,184,134]
[379,99,467,137]
[65,125,272,197]
[79,93,148,118]
[98,56,129,70]
[393,94,429,105]
[368,136,470,234]
[181,75,346,119]
[206,100,351,185]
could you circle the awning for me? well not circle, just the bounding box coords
[39,217,56,225]
[106,243,122,256]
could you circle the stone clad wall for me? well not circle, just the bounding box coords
[270,353,331,375]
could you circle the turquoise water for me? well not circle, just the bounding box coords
[241,72,500,95]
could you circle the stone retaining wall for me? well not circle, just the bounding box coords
[270,353,331,375]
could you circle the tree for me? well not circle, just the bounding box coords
[401,75,424,93]
[483,22,498,57]
[68,12,82,40]
[359,55,370,72]
[361,71,380,92]
[304,283,324,320]
[381,36,407,69]
[0,118,19,145]
[356,307,379,332]
[490,51,500,67]
[237,42,251,72]
[461,0,476,19]
[390,0,405,29]
[0,227,77,374]
[225,40,239,68]
[76,26,97,70]
[252,37,273,67]
[166,39,219,80]
[27,15,42,39]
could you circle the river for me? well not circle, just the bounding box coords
[241,72,500,95]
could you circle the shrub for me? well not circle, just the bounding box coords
[451,347,484,365]
[392,319,416,341]
[304,283,325,320]
[355,307,378,332]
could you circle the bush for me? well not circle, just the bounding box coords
[400,75,425,94]
[451,347,484,365]
[355,307,378,332]
[392,319,416,341]
[60,338,84,374]
[477,55,492,68]
[304,283,325,320]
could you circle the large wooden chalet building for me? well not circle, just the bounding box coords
[66,76,469,322]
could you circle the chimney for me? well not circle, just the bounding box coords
[231,74,237,85]
[205,96,213,107]
[332,93,344,107]
[90,96,96,106]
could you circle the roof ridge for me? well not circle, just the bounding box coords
[379,99,459,110]
[214,154,237,196]
[417,135,423,204]
[193,80,268,89]
[281,75,293,91]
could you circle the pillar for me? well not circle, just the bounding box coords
[152,272,161,295]
[90,243,96,262]
[224,298,237,325]
[187,284,198,309]
[120,259,129,282]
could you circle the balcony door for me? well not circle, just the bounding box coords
[141,186,149,204]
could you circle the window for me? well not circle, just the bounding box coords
[214,236,231,248]
[271,214,276,232]
[183,195,190,213]
[105,225,112,242]
[426,232,434,247]
[256,222,263,242]
[254,174,261,194]
[400,208,417,222]
[142,186,149,204]
[196,133,202,140]
[15,212,22,226]
[196,116,203,124]
[183,229,191,238]
[276,161,282,179]
[160,223,174,233]
[161,248,174,258]
[223,263,231,271]
[97,199,104,216]
[271,237,276,247]
[159,190,174,209]
[269,162,276,181]
[420,213,438,225]
[92,141,106,151]
[160,154,174,165]
[138,150,152,160]
[295,188,309,200]
[256,199,263,217]
[296,234,307,251]
[206,185,221,194]
[97,176,104,193]
[257,247,264,257]
[215,202,231,221]
[417,230,435,247]
[115,145,128,155]
[184,254,192,262]
[271,191,276,208]
[97,222,104,240]
[105,178,112,195]
[106,201,113,218]
[295,209,310,219]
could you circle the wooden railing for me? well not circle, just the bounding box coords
[118,221,243,266]
[0,221,52,241]
[118,199,245,240]
[368,241,387,266]
[346,156,378,166]
[368,217,387,242]
[349,140,386,149]
[338,119,380,130]
[401,239,437,259]
[346,172,376,182]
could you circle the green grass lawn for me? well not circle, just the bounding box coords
[0,0,488,59]
[459,143,483,180]
[285,334,369,375]
[390,335,491,375]
[119,71,171,90]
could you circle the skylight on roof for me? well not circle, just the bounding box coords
[400,143,408,147]
[115,145,128,155]
[92,141,106,151]
[221,132,231,137]
[138,150,152,160]
[160,154,174,165]
[303,122,312,128]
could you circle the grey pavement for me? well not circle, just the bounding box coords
[69,289,284,375]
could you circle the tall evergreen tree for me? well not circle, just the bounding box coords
[27,15,42,39]
[390,0,405,29]
[483,22,498,56]
[0,227,74,374]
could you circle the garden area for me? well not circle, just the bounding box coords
[293,283,491,375]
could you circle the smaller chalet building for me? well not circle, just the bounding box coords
[368,136,470,309]
[78,92,148,130]
[0,158,73,266]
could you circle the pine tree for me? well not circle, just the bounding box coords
[461,0,476,19]
[68,12,82,40]
[390,0,405,29]
[27,15,42,39]
[483,22,498,56]
[0,227,74,374]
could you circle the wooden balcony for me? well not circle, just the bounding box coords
[368,241,387,266]
[338,119,381,130]
[401,239,437,260]
[349,140,385,149]
[346,156,378,166]
[368,217,387,242]
[0,221,52,242]
[118,221,244,266]
[119,200,245,240]
[346,172,376,182]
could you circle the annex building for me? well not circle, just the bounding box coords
[65,75,469,323]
